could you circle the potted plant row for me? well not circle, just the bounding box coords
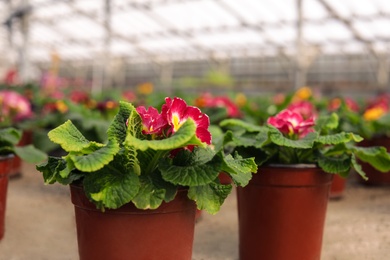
[219,107,390,260]
[36,97,257,260]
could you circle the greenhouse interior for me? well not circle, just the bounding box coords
[1,0,390,259]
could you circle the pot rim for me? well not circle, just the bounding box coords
[266,163,317,169]
[0,154,14,162]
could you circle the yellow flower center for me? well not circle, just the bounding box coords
[172,114,184,132]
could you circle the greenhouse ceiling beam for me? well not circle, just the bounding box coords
[62,1,166,66]
[127,2,210,56]
[317,0,378,57]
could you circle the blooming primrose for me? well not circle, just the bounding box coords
[267,109,315,138]
[136,106,168,136]
[162,97,212,144]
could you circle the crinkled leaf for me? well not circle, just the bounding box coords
[107,101,137,144]
[315,113,339,132]
[126,119,204,151]
[14,145,47,163]
[317,154,351,174]
[316,132,363,145]
[188,182,232,215]
[70,140,120,172]
[36,157,82,185]
[268,126,318,149]
[159,147,221,186]
[83,155,141,210]
[48,120,90,152]
[221,152,257,186]
[352,146,390,172]
[131,172,176,210]
[351,154,368,180]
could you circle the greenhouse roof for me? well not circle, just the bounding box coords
[1,0,390,64]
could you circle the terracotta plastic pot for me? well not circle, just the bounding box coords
[237,164,333,260]
[329,174,346,199]
[0,154,13,240]
[359,137,390,185]
[70,184,197,260]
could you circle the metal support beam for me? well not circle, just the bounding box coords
[294,0,305,90]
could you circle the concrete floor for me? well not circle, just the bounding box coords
[1,163,390,260]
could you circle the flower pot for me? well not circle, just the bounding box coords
[70,184,197,260]
[237,164,333,260]
[0,154,13,240]
[329,174,346,199]
[359,136,390,185]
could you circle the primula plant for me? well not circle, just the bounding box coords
[36,97,257,214]
[220,105,390,180]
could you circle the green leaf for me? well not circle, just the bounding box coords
[188,182,232,215]
[317,154,351,174]
[14,145,47,163]
[159,147,222,186]
[220,119,264,132]
[352,146,390,172]
[83,154,141,210]
[315,113,339,132]
[316,132,363,145]
[221,152,257,186]
[107,101,137,144]
[268,126,318,149]
[126,119,203,151]
[131,171,176,210]
[36,157,82,185]
[70,140,120,172]
[36,157,66,184]
[48,120,90,152]
[0,127,22,146]
[351,154,367,180]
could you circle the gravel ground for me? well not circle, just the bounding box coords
[1,163,390,260]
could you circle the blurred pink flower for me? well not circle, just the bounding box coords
[267,109,315,138]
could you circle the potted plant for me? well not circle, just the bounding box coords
[220,106,390,260]
[349,92,390,185]
[0,127,47,240]
[36,97,257,260]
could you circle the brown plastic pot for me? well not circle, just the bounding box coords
[329,174,346,199]
[237,164,333,260]
[0,154,13,240]
[70,184,197,260]
[359,137,390,185]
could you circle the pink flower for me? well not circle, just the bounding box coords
[0,90,32,122]
[136,106,168,135]
[267,109,315,138]
[287,101,316,120]
[162,97,211,144]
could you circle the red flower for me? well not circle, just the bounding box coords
[136,106,168,135]
[162,97,211,144]
[267,109,315,138]
[195,93,241,118]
